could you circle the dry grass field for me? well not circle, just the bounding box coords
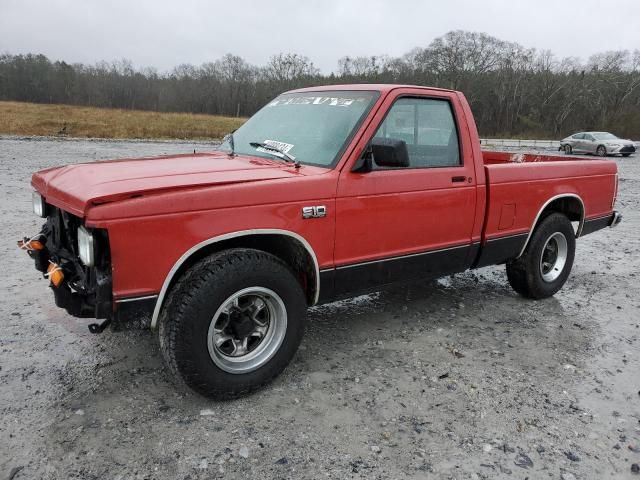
[0,101,246,140]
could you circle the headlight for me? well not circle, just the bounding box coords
[32,191,46,217]
[77,226,95,267]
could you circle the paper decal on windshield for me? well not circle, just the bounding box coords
[267,96,365,108]
[256,139,295,158]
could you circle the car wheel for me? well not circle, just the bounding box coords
[596,145,607,157]
[506,213,575,299]
[158,248,307,399]
[563,144,572,154]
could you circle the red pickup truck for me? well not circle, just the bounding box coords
[22,84,621,398]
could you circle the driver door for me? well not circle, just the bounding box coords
[332,89,477,297]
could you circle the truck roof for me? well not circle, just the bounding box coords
[286,84,457,95]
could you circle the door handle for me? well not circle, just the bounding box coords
[452,176,467,183]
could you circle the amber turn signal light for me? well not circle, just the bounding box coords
[18,238,45,251]
[46,262,64,288]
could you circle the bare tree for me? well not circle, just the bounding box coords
[264,53,318,83]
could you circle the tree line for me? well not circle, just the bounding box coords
[1,30,639,138]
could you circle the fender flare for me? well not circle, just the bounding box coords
[149,229,320,330]
[516,193,585,258]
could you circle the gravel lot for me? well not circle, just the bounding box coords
[1,137,639,479]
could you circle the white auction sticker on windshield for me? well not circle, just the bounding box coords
[256,139,295,159]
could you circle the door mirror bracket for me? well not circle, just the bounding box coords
[352,144,373,172]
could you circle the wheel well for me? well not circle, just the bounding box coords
[165,234,317,306]
[517,195,585,257]
[539,196,584,228]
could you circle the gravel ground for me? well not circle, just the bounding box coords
[1,137,639,479]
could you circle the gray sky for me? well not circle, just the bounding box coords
[2,0,639,72]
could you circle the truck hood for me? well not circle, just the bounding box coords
[32,151,325,217]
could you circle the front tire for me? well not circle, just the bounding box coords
[158,248,307,399]
[506,213,576,299]
[563,144,572,154]
[596,145,607,157]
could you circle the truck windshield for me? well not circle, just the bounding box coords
[222,91,379,168]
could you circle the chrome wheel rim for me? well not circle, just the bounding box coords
[207,287,287,374]
[539,232,568,282]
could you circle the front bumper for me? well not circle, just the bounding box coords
[608,145,636,154]
[19,218,113,319]
[21,204,157,327]
[20,204,113,320]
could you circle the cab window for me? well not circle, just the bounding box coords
[373,97,460,168]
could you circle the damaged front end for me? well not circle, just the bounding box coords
[19,198,113,329]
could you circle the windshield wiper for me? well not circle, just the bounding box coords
[249,141,300,168]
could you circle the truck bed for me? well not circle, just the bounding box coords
[483,150,588,164]
[475,150,618,266]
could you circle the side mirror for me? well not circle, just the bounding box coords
[371,137,410,168]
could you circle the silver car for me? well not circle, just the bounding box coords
[560,132,636,157]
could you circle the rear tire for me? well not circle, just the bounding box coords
[158,248,307,399]
[506,213,575,299]
[596,145,607,157]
